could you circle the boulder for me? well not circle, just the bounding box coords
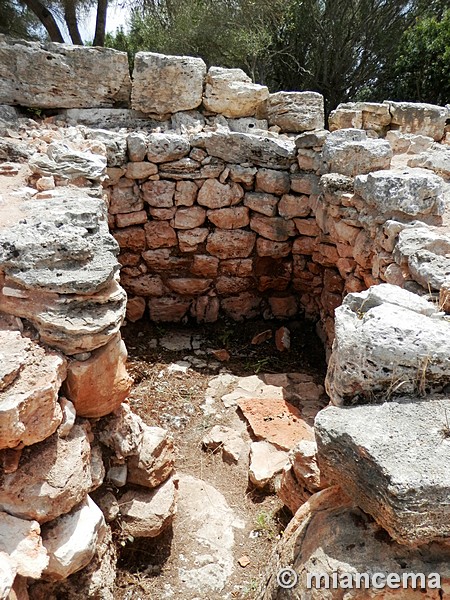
[42,496,106,581]
[202,66,269,118]
[329,101,391,136]
[265,91,324,132]
[63,333,132,418]
[325,284,450,405]
[316,396,450,545]
[146,133,190,163]
[0,423,102,523]
[0,34,130,108]
[119,476,178,538]
[29,142,107,181]
[132,52,206,114]
[0,329,66,449]
[322,129,392,176]
[0,512,48,578]
[84,129,127,167]
[408,144,450,178]
[387,101,448,141]
[127,424,175,488]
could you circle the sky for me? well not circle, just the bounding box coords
[78,2,130,43]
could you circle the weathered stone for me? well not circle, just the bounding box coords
[290,173,320,195]
[125,161,157,179]
[206,230,256,259]
[148,296,191,321]
[126,296,146,322]
[109,183,143,214]
[275,325,290,351]
[238,397,314,451]
[0,424,101,523]
[173,206,206,229]
[255,168,290,195]
[295,129,330,149]
[215,276,252,295]
[244,192,278,216]
[294,218,320,236]
[167,278,212,295]
[120,273,164,296]
[201,131,296,169]
[229,164,258,186]
[394,224,450,290]
[326,284,449,405]
[408,144,450,178]
[190,255,219,277]
[175,180,198,206]
[0,330,66,449]
[126,132,147,162]
[42,496,106,581]
[132,52,206,114]
[221,292,261,320]
[146,133,190,163]
[250,215,296,241]
[97,404,144,459]
[387,101,448,141]
[142,179,175,207]
[265,91,325,132]
[203,66,269,118]
[202,425,246,463]
[220,258,253,277]
[249,441,289,489]
[29,142,107,181]
[0,512,48,578]
[256,239,292,258]
[178,228,208,252]
[329,101,391,135]
[316,396,450,545]
[207,206,249,229]
[278,194,310,219]
[0,551,16,599]
[149,207,177,220]
[354,168,444,223]
[58,397,76,438]
[0,35,130,108]
[268,295,297,318]
[84,129,127,167]
[197,178,244,209]
[322,129,392,176]
[127,425,175,488]
[120,476,178,538]
[63,333,132,419]
[144,220,177,249]
[115,210,147,228]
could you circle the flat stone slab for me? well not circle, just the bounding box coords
[315,396,450,545]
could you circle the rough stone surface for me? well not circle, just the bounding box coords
[408,144,450,178]
[63,333,132,418]
[96,403,144,459]
[42,496,106,581]
[265,91,325,132]
[316,396,450,545]
[203,67,269,118]
[322,129,392,176]
[0,329,66,449]
[206,230,256,259]
[120,475,178,538]
[202,425,247,463]
[0,551,16,599]
[132,52,206,114]
[249,441,289,489]
[127,424,175,488]
[326,284,450,405]
[0,512,48,578]
[388,101,448,141]
[0,35,130,108]
[29,142,107,181]
[146,133,190,163]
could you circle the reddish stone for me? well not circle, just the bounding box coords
[220,259,254,277]
[251,330,273,345]
[292,237,318,255]
[142,180,175,207]
[269,296,298,318]
[250,215,296,241]
[238,396,314,451]
[336,257,356,278]
[173,207,206,229]
[63,333,132,418]
[206,230,256,259]
[256,238,292,258]
[110,184,143,214]
[125,162,158,179]
[294,218,320,236]
[211,349,230,362]
[275,326,290,352]
[120,274,164,296]
[142,249,190,272]
[178,228,209,252]
[144,221,177,249]
[126,296,146,322]
[255,168,290,195]
[148,297,191,321]
[116,210,147,228]
[175,180,198,206]
[258,276,290,292]
[221,292,261,320]
[323,269,344,293]
[215,276,252,295]
[197,179,244,208]
[166,278,212,295]
[207,206,250,229]
[114,227,146,252]
[278,194,310,219]
[192,295,220,323]
[321,289,342,315]
[149,207,176,220]
[290,173,319,195]
[118,252,140,267]
[191,255,219,277]
[244,192,278,216]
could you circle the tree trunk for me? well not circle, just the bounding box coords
[93,0,108,46]
[21,0,65,42]
[64,0,83,45]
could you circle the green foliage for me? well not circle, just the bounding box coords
[0,0,43,38]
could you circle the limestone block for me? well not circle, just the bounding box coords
[0,34,130,108]
[265,91,324,132]
[316,396,450,545]
[148,296,191,321]
[166,278,212,295]
[325,284,450,405]
[0,513,48,578]
[126,132,147,162]
[249,441,289,489]
[387,100,448,141]
[132,52,206,114]
[0,552,16,599]
[206,230,256,259]
[244,192,278,216]
[250,215,296,241]
[63,333,132,418]
[120,476,178,537]
[255,168,290,195]
[85,129,127,168]
[207,206,249,229]
[322,129,392,176]
[329,102,391,135]
[146,133,190,163]
[0,424,101,523]
[42,496,106,581]
[408,144,450,178]
[173,206,206,229]
[203,67,269,118]
[202,425,246,463]
[97,403,144,459]
[127,425,175,488]
[0,330,66,449]
[29,142,107,181]
[197,178,244,209]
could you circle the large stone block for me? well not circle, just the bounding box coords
[326,284,450,405]
[0,512,48,578]
[0,35,131,108]
[387,101,448,141]
[322,129,392,176]
[132,52,206,114]
[265,91,324,132]
[408,144,450,178]
[315,396,450,545]
[329,101,391,135]
[202,66,269,118]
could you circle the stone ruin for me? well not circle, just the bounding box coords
[1,32,450,598]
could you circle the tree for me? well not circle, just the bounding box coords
[0,0,44,39]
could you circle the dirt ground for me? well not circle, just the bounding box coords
[113,317,327,600]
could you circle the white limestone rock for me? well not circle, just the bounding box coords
[265,91,325,132]
[127,424,175,488]
[329,101,391,136]
[29,142,107,181]
[132,52,206,114]
[0,552,16,600]
[202,425,247,463]
[322,129,392,176]
[97,403,144,459]
[203,67,269,118]
[249,441,289,489]
[325,284,450,405]
[0,34,130,108]
[42,496,106,581]
[408,143,450,178]
[387,100,448,141]
[146,133,190,163]
[84,129,127,167]
[0,512,48,578]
